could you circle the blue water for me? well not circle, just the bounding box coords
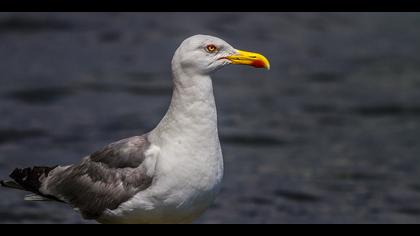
[1,12,420,224]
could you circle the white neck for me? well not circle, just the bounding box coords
[145,48,224,211]
[148,63,219,150]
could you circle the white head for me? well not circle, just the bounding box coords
[172,35,270,77]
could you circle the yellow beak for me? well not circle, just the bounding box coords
[224,49,270,70]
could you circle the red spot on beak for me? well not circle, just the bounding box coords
[251,60,266,68]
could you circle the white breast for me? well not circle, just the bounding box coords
[98,140,223,224]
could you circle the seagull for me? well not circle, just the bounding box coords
[1,35,270,224]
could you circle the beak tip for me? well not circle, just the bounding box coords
[259,62,270,70]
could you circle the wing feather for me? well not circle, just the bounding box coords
[40,135,155,219]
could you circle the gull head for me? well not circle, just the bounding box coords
[172,34,270,76]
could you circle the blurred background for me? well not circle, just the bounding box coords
[0,12,420,224]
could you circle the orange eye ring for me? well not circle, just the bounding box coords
[206,44,217,53]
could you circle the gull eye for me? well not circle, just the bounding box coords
[206,44,217,53]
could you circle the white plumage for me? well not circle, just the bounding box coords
[1,35,270,224]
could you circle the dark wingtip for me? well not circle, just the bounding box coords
[0,168,21,188]
[10,167,24,179]
[9,168,28,187]
[8,166,57,193]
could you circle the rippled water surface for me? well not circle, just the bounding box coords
[1,12,420,224]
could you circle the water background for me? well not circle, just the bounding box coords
[1,12,420,224]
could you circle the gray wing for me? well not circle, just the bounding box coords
[41,135,154,219]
